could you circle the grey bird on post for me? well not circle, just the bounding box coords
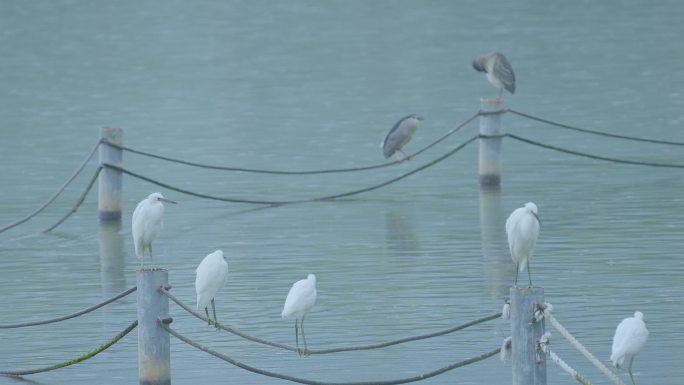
[381,114,424,161]
[472,52,516,100]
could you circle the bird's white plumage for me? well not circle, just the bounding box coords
[132,192,169,259]
[195,250,229,311]
[282,274,317,320]
[505,202,540,272]
[611,311,649,368]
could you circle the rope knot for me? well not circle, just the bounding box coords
[500,336,512,362]
[501,299,511,320]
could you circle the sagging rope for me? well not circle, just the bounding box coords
[505,133,684,169]
[0,286,136,329]
[101,113,480,175]
[508,109,684,146]
[103,136,479,206]
[0,140,101,234]
[43,165,103,233]
[538,333,593,385]
[160,318,500,385]
[0,320,137,376]
[535,304,627,385]
[160,287,500,355]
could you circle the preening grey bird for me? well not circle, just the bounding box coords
[381,114,424,160]
[611,311,649,385]
[472,52,516,99]
[505,202,541,286]
[132,192,177,269]
[282,274,317,356]
[195,250,229,327]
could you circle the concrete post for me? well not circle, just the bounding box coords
[99,127,123,221]
[478,99,503,187]
[137,269,171,385]
[510,287,546,385]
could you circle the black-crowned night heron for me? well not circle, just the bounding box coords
[472,52,516,99]
[381,114,424,160]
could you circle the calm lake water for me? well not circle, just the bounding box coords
[1,1,683,384]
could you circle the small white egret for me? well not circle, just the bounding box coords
[472,52,516,100]
[131,192,176,269]
[611,311,649,385]
[505,202,541,286]
[381,114,424,161]
[195,250,229,327]
[282,274,317,356]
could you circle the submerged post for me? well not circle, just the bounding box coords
[510,287,546,385]
[137,269,170,385]
[478,99,503,187]
[99,127,123,221]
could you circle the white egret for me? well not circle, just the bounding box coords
[381,114,424,161]
[611,311,649,385]
[195,249,229,327]
[132,192,176,269]
[282,274,317,356]
[472,52,516,100]
[505,202,541,286]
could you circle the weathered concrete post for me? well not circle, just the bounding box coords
[478,99,503,187]
[98,127,123,221]
[137,269,171,385]
[510,287,546,385]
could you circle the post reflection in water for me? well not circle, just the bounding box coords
[479,187,513,298]
[98,220,127,298]
[383,211,421,261]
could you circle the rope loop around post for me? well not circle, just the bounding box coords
[0,320,137,376]
[0,286,137,329]
[159,319,501,385]
[541,305,627,385]
[538,332,593,385]
[160,287,500,355]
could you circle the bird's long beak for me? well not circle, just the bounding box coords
[532,212,542,228]
[160,197,177,204]
[416,116,425,121]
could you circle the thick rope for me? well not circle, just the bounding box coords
[538,333,593,385]
[508,109,684,146]
[102,113,479,175]
[0,140,101,234]
[160,288,500,355]
[43,165,103,233]
[0,320,137,376]
[161,320,500,385]
[103,136,478,206]
[505,133,684,169]
[0,286,136,329]
[540,306,627,385]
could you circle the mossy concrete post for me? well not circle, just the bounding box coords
[137,269,170,385]
[478,99,503,187]
[98,127,123,221]
[510,286,546,385]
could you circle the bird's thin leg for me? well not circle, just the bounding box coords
[628,356,637,385]
[527,261,533,287]
[211,298,218,329]
[398,149,411,162]
[205,307,211,326]
[514,264,519,286]
[300,315,309,356]
[149,244,154,269]
[294,319,301,356]
[140,253,144,270]
[497,87,503,102]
